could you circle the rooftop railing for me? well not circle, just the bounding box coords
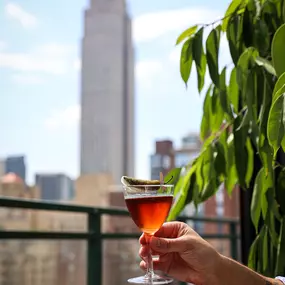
[0,197,239,285]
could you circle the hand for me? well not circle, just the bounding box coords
[139,221,222,285]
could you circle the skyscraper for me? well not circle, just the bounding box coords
[5,155,26,183]
[80,0,134,184]
[35,173,74,201]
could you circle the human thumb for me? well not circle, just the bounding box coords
[150,236,186,253]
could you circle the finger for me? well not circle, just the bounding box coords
[139,260,167,272]
[139,245,148,259]
[156,253,169,262]
[139,245,162,260]
[150,236,189,253]
[139,233,148,245]
[154,222,184,238]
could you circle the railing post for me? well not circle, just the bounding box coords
[88,210,102,285]
[230,222,238,261]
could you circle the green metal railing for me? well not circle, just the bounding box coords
[0,197,239,285]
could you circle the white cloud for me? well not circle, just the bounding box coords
[11,73,45,85]
[5,3,38,28]
[0,42,78,76]
[133,7,222,43]
[0,41,7,51]
[45,105,80,130]
[33,43,77,57]
[0,51,67,74]
[136,60,163,79]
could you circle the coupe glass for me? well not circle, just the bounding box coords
[123,184,174,284]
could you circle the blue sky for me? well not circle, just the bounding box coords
[0,0,231,184]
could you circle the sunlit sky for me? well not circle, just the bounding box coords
[0,0,231,184]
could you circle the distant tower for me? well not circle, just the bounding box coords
[35,173,74,201]
[80,0,135,184]
[5,155,26,183]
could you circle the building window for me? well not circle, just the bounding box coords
[151,154,162,168]
[162,155,171,169]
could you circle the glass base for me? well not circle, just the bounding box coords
[128,274,173,284]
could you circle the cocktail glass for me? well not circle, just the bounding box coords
[123,183,174,284]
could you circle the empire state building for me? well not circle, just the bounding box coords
[80,0,134,184]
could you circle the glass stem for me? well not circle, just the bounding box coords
[145,234,154,281]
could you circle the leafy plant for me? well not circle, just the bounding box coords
[168,0,285,277]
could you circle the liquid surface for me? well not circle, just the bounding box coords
[125,195,173,234]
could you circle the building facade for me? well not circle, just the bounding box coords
[4,155,26,183]
[35,173,74,201]
[174,133,201,168]
[80,0,134,184]
[150,140,175,180]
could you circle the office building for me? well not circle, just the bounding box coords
[5,155,26,182]
[35,173,74,201]
[0,159,6,177]
[80,0,134,184]
[150,140,175,180]
[175,133,201,168]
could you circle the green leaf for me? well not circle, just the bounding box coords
[283,0,285,22]
[225,134,238,195]
[254,20,270,56]
[277,170,285,215]
[206,26,221,87]
[237,108,250,131]
[262,1,279,37]
[251,168,264,232]
[210,87,224,132]
[201,146,215,182]
[255,57,276,76]
[229,68,239,113]
[273,72,285,102]
[222,0,244,32]
[265,204,279,247]
[200,179,217,202]
[248,234,260,269]
[180,38,194,87]
[259,74,273,140]
[193,28,206,93]
[196,156,204,191]
[214,140,226,179]
[233,115,249,188]
[219,66,233,118]
[237,47,259,87]
[245,138,254,188]
[258,133,273,178]
[267,92,285,157]
[266,187,281,221]
[246,70,258,122]
[261,186,269,221]
[185,172,197,205]
[168,166,196,220]
[275,218,285,276]
[176,25,198,45]
[200,85,212,140]
[272,23,285,77]
[243,5,254,48]
[198,146,217,202]
[261,226,268,272]
[227,15,243,66]
[164,168,181,186]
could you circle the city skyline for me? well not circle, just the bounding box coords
[0,0,231,184]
